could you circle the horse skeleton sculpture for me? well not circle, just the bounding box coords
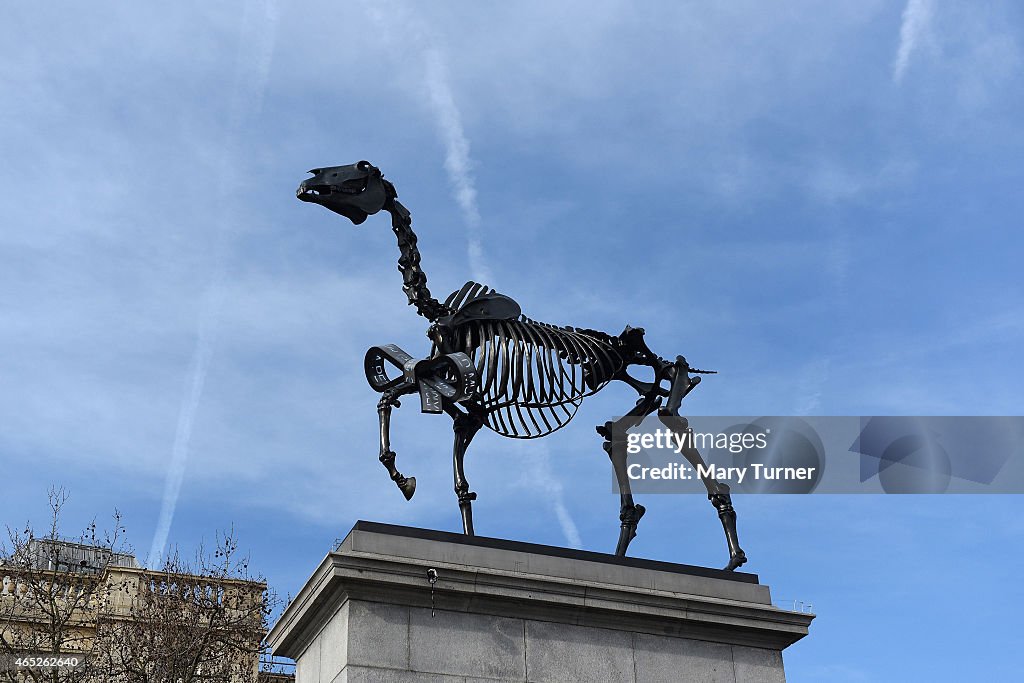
[297,161,747,569]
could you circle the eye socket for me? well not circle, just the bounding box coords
[331,173,337,177]
[357,160,371,171]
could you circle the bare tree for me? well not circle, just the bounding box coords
[1,491,281,683]
[0,487,129,683]
[92,529,275,683]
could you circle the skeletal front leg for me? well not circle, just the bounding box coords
[451,410,483,535]
[377,391,416,500]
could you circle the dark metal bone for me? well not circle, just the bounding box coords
[377,391,416,501]
[298,162,747,570]
[447,407,483,535]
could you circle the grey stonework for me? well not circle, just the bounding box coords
[269,523,811,683]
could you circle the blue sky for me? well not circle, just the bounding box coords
[2,1,1022,679]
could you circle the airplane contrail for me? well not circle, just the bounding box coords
[422,47,491,284]
[363,1,491,283]
[147,0,279,569]
[893,0,934,84]
[362,2,582,548]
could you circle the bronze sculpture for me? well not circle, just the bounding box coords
[297,161,747,569]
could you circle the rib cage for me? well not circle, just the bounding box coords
[458,317,623,438]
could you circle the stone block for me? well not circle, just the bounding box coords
[525,620,634,683]
[334,665,464,683]
[347,600,411,670]
[409,607,525,680]
[634,633,735,683]
[296,636,322,683]
[733,645,787,683]
[320,602,350,682]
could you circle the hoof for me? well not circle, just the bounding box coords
[724,552,747,571]
[634,504,646,521]
[614,504,647,556]
[399,477,416,500]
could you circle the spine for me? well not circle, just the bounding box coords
[387,196,450,322]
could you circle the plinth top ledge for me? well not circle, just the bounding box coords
[350,520,759,583]
[335,521,772,607]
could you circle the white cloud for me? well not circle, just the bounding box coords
[952,31,1022,111]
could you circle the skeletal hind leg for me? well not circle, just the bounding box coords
[659,357,747,570]
[601,425,645,556]
[599,394,660,556]
[708,484,745,570]
[451,411,483,535]
[377,392,416,500]
[670,427,746,569]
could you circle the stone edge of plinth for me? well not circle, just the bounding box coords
[342,522,766,604]
[350,521,761,584]
[267,522,814,661]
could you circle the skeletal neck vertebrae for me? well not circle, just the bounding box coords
[384,186,450,322]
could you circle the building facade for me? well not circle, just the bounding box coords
[0,540,291,683]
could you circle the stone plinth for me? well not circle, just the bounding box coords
[267,522,813,683]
